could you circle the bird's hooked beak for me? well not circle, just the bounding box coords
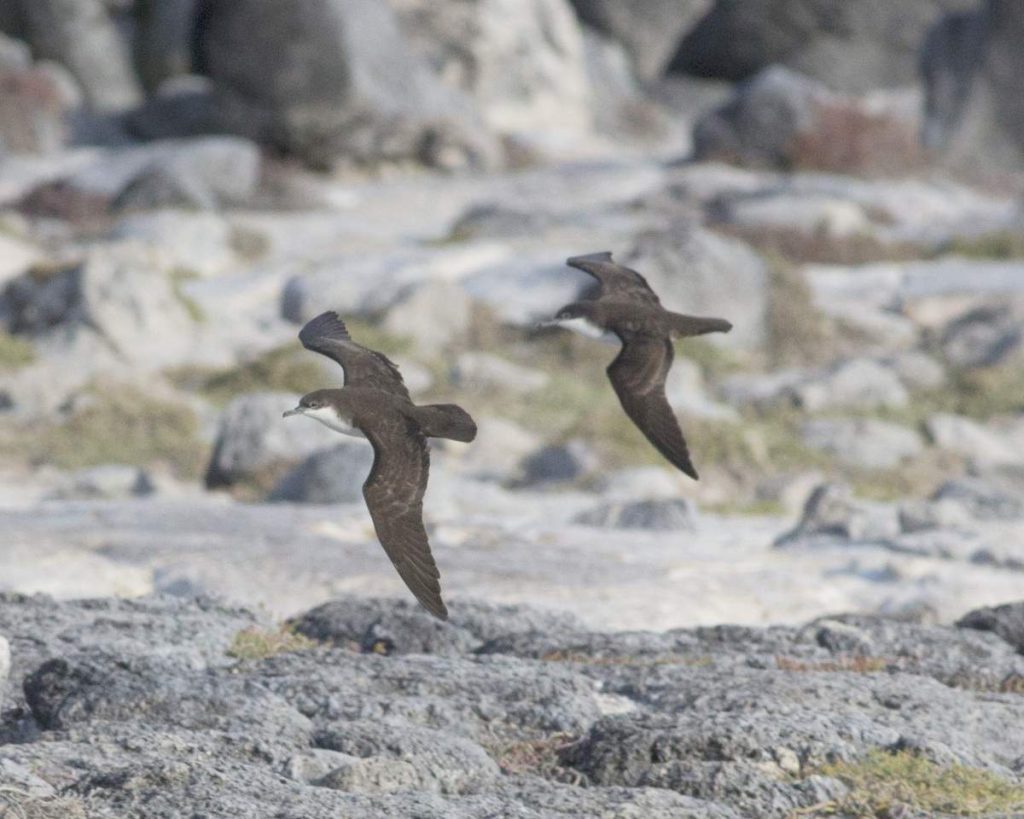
[534,318,560,330]
[282,406,304,418]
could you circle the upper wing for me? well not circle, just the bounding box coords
[567,252,661,306]
[299,311,410,401]
[362,414,447,619]
[607,334,699,480]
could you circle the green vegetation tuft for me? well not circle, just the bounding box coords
[815,750,1024,817]
[0,331,35,372]
[763,255,835,368]
[676,337,745,379]
[174,322,412,407]
[0,384,206,478]
[175,345,326,406]
[169,268,206,324]
[227,625,318,661]
[941,230,1024,261]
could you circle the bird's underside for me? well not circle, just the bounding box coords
[560,252,733,480]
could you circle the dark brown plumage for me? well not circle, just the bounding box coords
[550,252,733,480]
[285,311,476,619]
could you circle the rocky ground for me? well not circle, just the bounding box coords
[4,593,1024,817]
[1,0,1024,816]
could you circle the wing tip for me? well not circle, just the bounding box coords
[419,595,449,620]
[567,251,614,270]
[299,310,351,347]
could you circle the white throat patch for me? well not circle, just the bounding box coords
[303,405,365,438]
[554,316,606,340]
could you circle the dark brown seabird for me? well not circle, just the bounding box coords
[545,252,733,480]
[283,311,477,619]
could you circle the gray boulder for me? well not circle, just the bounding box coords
[0,241,201,372]
[290,597,584,656]
[571,0,712,81]
[940,299,1024,369]
[451,352,550,394]
[933,477,1024,520]
[776,482,901,545]
[922,0,1024,174]
[127,74,220,141]
[198,0,498,170]
[381,280,473,355]
[133,0,199,92]
[674,0,975,93]
[312,720,499,794]
[792,358,909,412]
[16,0,141,111]
[520,440,599,486]
[21,136,262,213]
[0,33,75,155]
[389,0,592,138]
[576,498,698,531]
[693,65,920,173]
[957,600,1024,653]
[270,442,375,504]
[206,392,339,489]
[926,413,1022,467]
[801,418,923,470]
[628,220,767,349]
[47,464,155,501]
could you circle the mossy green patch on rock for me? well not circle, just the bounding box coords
[169,268,206,324]
[816,750,1024,817]
[227,625,319,661]
[0,331,35,371]
[0,384,206,478]
[941,230,1024,261]
[764,255,835,368]
[174,345,325,406]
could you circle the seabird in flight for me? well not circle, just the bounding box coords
[544,252,732,480]
[284,311,476,619]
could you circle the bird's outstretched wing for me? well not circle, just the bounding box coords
[299,311,410,401]
[607,334,698,480]
[362,414,447,619]
[567,252,661,306]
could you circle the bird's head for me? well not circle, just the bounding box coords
[539,302,604,339]
[282,389,334,419]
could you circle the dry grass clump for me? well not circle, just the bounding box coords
[226,625,319,661]
[789,102,923,177]
[0,787,87,819]
[763,256,836,369]
[541,649,713,668]
[814,750,1024,817]
[493,733,583,784]
[775,655,891,674]
[717,222,923,267]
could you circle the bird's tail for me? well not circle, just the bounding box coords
[669,313,733,338]
[410,404,477,443]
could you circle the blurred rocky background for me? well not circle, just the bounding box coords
[1,1,1024,813]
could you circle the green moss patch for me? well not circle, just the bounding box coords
[941,231,1024,261]
[227,625,319,661]
[0,384,206,478]
[0,331,35,371]
[816,750,1024,817]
